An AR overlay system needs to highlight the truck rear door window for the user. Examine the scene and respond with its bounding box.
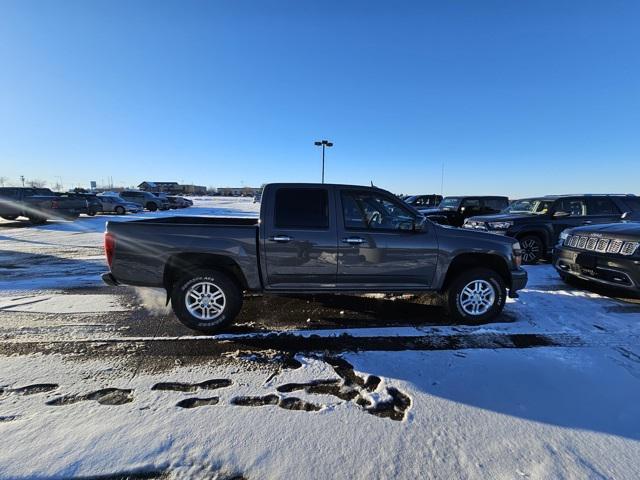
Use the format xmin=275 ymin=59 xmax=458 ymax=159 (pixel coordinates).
xmin=274 ymin=188 xmax=329 ymax=229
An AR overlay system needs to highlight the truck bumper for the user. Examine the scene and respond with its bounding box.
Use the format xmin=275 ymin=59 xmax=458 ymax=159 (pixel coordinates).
xmin=101 ymin=272 xmax=120 ymax=286
xmin=509 ymin=269 xmax=528 ymax=297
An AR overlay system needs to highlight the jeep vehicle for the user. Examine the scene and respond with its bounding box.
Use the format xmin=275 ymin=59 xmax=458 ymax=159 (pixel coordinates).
xmin=404 ymin=194 xmax=443 ymax=209
xmin=102 ymin=183 xmax=527 ymax=333
xmin=464 ymin=194 xmax=639 ymax=264
xmin=417 ymin=196 xmax=509 ymax=227
xmin=0 ymin=187 xmax=87 ymax=224
xmin=553 ymin=222 xmax=640 ymax=294
xmin=119 ymin=190 xmax=169 ymax=211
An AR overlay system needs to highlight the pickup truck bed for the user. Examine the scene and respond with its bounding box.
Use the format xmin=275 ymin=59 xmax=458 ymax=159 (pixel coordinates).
xmin=106 ymin=216 xmax=262 ymax=289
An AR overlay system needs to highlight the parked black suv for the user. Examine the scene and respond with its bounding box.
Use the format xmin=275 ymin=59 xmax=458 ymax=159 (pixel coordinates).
xmin=553 ymin=222 xmax=640 ymax=294
xmin=464 ymin=195 xmax=640 ymax=264
xmin=404 ymin=194 xmax=443 ymax=209
xmin=417 ymin=196 xmax=509 ymax=227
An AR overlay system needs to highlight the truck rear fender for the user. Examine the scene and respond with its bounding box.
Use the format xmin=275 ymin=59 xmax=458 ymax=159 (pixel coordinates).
xmin=163 ymin=253 xmax=249 ymax=304
xmin=439 ymin=253 xmax=512 ymax=292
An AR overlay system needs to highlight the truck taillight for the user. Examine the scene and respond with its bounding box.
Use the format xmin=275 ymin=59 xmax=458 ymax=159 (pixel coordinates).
xmin=104 ymin=232 xmax=116 ymax=268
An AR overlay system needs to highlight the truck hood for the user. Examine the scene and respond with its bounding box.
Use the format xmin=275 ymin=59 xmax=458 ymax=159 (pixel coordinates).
xmin=434 ymin=222 xmax=518 ymax=246
xmin=467 ymin=213 xmax=540 ymax=223
xmin=419 ymin=208 xmax=455 ymax=216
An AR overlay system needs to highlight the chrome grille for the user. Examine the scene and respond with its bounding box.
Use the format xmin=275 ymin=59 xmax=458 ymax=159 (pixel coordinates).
xmin=595 ymin=239 xmax=610 ymax=253
xmin=621 ymin=242 xmax=639 ymax=256
xmin=607 ymin=239 xmax=623 ymax=254
xmin=565 ymin=235 xmax=638 ymax=256
xmin=577 ymin=236 xmax=588 ymax=249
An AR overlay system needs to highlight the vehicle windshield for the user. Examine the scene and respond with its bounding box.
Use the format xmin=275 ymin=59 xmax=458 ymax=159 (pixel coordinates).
xmin=438 ymin=197 xmax=461 ymax=210
xmin=506 ymin=198 xmax=553 ymax=215
xmin=404 ymin=195 xmax=418 ymax=204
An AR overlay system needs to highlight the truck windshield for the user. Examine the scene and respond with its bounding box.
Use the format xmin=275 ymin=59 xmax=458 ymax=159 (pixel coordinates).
xmin=438 ymin=197 xmax=461 ymax=210
xmin=506 ymin=199 xmax=553 ymax=215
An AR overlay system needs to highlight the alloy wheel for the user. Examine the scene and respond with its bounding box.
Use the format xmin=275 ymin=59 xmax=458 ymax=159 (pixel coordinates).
xmin=459 ymin=279 xmax=496 ymax=316
xmin=185 ymin=281 xmax=226 ymax=321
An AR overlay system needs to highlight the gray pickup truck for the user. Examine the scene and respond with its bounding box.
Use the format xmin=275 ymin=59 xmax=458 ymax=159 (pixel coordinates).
xmin=102 ymin=183 xmax=527 ymax=332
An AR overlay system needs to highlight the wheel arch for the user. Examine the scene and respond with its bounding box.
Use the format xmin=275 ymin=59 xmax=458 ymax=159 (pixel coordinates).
xmin=163 ymin=252 xmax=249 ymax=298
xmin=440 ymin=253 xmax=511 ymax=293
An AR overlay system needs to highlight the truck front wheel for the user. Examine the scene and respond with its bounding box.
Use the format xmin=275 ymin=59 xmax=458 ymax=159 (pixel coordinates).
xmin=171 ymin=269 xmax=243 ymax=333
xmin=445 ymin=268 xmax=506 ymax=324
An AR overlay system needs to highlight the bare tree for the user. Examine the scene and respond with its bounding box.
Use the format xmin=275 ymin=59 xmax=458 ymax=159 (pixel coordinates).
xmin=52 ymin=181 xmax=63 ymax=191
xmin=28 ymin=179 xmax=47 ymax=188
xmin=0 ymin=176 xmax=6 ymax=187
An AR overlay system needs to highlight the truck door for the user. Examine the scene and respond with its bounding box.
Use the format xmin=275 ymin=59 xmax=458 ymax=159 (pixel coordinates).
xmin=263 ymin=186 xmax=338 ymax=288
xmin=336 ymin=189 xmax=438 ymax=288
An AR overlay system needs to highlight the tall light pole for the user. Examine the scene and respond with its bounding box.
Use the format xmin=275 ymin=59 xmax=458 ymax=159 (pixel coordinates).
xmin=314 ymin=140 xmax=333 ymax=183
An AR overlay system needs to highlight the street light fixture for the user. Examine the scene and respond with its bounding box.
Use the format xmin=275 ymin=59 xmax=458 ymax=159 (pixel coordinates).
xmin=314 ymin=140 xmax=333 ymax=183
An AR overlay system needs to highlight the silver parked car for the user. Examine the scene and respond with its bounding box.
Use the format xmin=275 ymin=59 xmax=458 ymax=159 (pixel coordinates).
xmin=97 ymin=195 xmax=142 ymax=215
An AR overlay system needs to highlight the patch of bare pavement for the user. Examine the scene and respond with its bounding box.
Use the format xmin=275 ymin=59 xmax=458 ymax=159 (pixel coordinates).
xmin=0 ymin=284 xmax=590 ymax=362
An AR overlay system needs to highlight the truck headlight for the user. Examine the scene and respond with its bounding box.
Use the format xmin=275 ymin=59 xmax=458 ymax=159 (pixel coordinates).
xmin=488 ymin=221 xmax=513 ymax=230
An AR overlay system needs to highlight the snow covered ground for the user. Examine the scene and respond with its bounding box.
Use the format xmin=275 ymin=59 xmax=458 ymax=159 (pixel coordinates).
xmin=1 ymin=197 xmax=639 ymax=479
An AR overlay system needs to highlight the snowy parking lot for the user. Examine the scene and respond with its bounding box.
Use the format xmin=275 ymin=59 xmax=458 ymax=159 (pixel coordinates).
xmin=1 ymin=197 xmax=639 ymax=479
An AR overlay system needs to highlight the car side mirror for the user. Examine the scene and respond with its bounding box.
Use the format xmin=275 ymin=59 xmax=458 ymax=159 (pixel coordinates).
xmin=553 ymin=211 xmax=571 ymax=218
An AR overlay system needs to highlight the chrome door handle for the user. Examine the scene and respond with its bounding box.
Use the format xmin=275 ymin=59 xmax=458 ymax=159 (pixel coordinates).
xmin=342 ymin=237 xmax=365 ymax=245
xmin=269 ymin=235 xmax=292 ymax=243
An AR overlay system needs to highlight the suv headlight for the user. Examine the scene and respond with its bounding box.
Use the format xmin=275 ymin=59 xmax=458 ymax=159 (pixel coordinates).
xmin=488 ymin=221 xmax=513 ymax=230
xmin=559 ymin=229 xmax=570 ymax=243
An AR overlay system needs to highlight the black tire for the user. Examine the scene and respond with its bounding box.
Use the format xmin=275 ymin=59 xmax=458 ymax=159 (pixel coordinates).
xmin=445 ymin=268 xmax=507 ymax=324
xmin=146 ymin=202 xmax=158 ymax=212
xmin=114 ymin=206 xmax=126 ymax=215
xmin=1 ymin=215 xmax=18 ymax=221
xmin=171 ymin=269 xmax=243 ymax=333
xmin=87 ymin=209 xmax=97 ymax=217
xmin=519 ymin=235 xmax=544 ymax=264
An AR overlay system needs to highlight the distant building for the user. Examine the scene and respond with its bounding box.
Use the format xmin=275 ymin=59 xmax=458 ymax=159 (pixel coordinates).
xmin=217 ymin=186 xmax=261 ymax=197
xmin=138 ymin=181 xmax=206 ymax=195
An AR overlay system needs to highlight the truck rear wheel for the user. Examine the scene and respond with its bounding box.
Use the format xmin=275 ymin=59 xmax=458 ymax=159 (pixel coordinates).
xmin=146 ymin=202 xmax=158 ymax=212
xmin=445 ymin=268 xmax=506 ymax=324
xmin=171 ymin=269 xmax=243 ymax=333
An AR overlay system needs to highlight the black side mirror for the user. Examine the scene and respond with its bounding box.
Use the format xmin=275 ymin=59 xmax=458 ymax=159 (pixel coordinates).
xmin=553 ymin=211 xmax=571 ymax=218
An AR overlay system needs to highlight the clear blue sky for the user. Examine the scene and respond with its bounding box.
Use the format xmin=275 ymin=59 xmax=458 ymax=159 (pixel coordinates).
xmin=0 ymin=1 xmax=638 ymax=196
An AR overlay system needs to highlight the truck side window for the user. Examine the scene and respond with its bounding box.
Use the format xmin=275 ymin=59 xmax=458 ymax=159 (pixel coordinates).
xmin=556 ymin=198 xmax=587 ymax=217
xmin=342 ymin=191 xmax=415 ymax=231
xmin=483 ymin=198 xmax=507 ymax=212
xmin=274 ymin=188 xmax=329 ymax=229
xmin=461 ymin=198 xmax=481 ymax=213
xmin=587 ymin=197 xmax=619 ymax=215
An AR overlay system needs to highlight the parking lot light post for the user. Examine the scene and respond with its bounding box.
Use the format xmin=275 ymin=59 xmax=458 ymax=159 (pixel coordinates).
xmin=314 ymin=140 xmax=333 ymax=183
